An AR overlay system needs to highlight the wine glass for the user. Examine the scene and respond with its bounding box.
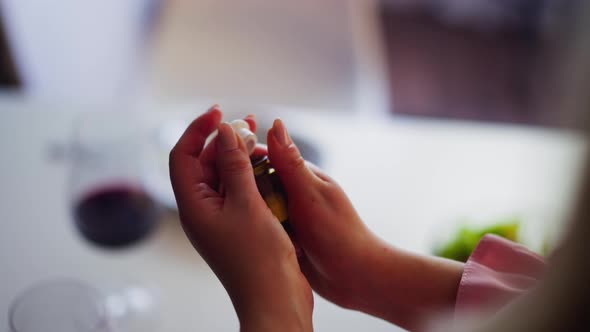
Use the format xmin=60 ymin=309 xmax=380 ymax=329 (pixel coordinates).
xmin=63 ymin=113 xmax=162 ymax=329
xmin=68 ymin=112 xmax=160 ymax=248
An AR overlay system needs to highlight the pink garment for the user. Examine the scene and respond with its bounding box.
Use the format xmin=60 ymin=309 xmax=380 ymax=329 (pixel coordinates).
xmin=455 ymin=234 xmax=546 ymax=314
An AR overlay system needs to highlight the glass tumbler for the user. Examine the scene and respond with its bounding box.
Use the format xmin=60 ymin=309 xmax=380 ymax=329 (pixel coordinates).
xmin=9 ymin=280 xmax=110 ymax=332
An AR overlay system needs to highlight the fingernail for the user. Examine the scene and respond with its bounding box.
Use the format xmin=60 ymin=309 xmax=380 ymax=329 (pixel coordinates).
xmin=217 ymin=122 xmax=237 ymax=150
xmin=207 ymin=104 xmax=220 ymax=113
xmin=272 ymin=118 xmax=291 ymax=147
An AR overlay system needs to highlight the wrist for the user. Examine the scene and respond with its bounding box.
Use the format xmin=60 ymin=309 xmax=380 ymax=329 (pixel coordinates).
xmin=237 ymin=296 xmax=313 ymax=332
xmin=354 ymin=239 xmax=464 ymax=330
xmin=347 ymin=238 xmax=398 ymax=312
xmin=231 ymin=264 xmax=313 ymax=332
xmin=239 ymin=309 xmax=311 ymax=332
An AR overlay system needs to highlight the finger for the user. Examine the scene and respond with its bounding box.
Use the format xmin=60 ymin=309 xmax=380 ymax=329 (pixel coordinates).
xmin=170 ymin=106 xmax=222 ymax=200
xmin=200 ymin=135 xmax=219 ymax=188
xmin=216 ymin=122 xmax=260 ymax=201
xmin=267 ymin=119 xmax=322 ymax=195
xmin=244 ymin=114 xmax=257 ymax=133
xmin=174 ymin=105 xmax=222 ymax=156
xmin=200 ymin=114 xmax=259 ymax=188
xmin=200 ymin=114 xmax=258 ymax=163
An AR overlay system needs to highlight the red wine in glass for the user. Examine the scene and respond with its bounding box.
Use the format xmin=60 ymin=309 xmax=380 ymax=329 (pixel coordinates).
xmin=74 ymin=184 xmax=159 ymax=248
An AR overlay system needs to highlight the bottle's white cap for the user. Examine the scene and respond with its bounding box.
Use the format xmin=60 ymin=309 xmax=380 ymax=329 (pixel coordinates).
xmin=230 ymin=119 xmax=257 ymax=155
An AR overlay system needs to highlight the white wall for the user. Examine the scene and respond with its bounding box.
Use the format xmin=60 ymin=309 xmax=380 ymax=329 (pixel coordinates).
xmin=1 ymin=0 xmax=150 ymax=102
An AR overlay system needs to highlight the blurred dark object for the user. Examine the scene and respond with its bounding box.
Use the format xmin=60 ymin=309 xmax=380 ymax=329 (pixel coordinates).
xmin=0 ymin=10 xmax=20 ymax=87
xmin=379 ymin=0 xmax=573 ymax=125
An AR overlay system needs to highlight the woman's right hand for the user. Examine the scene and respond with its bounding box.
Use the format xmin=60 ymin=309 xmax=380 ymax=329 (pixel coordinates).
xmin=266 ymin=119 xmax=464 ymax=331
xmin=266 ymin=119 xmax=384 ymax=310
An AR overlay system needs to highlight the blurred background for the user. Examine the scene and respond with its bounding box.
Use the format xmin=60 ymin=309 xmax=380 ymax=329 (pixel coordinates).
xmin=0 ymin=0 xmax=581 ymax=120
xmin=1 ymin=0 xmax=589 ymax=331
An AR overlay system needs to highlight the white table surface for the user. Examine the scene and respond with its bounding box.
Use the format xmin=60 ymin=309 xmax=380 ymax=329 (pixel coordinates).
xmin=0 ymin=99 xmax=586 ymax=331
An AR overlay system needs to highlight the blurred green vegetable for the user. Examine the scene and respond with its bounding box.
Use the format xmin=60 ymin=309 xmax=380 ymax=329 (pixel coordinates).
xmin=434 ymin=219 xmax=520 ymax=262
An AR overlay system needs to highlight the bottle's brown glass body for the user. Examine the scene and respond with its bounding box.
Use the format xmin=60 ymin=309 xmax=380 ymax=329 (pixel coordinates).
xmin=252 ymin=156 xmax=292 ymax=233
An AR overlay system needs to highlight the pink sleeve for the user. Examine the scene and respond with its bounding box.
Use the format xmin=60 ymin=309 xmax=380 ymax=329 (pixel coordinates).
xmin=455 ymin=234 xmax=546 ymax=314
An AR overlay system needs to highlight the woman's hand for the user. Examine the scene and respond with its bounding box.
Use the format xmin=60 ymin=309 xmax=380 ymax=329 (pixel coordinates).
xmin=266 ymin=119 xmax=381 ymax=309
xmin=267 ymin=119 xmax=463 ymax=331
xmin=169 ymin=107 xmax=313 ymax=332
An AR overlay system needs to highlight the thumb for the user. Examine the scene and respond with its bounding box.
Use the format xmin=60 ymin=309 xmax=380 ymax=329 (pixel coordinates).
xmin=267 ymin=119 xmax=320 ymax=195
xmin=216 ymin=122 xmax=258 ymax=201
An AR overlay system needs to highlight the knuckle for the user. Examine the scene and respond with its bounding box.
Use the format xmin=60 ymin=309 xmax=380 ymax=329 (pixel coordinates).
xmin=321 ymin=182 xmax=340 ymax=200
xmin=286 ymin=153 xmax=306 ymax=171
xmin=304 ymin=160 xmax=317 ymax=169
xmin=222 ymin=154 xmax=252 ymax=174
xmin=329 ymin=181 xmax=343 ymax=194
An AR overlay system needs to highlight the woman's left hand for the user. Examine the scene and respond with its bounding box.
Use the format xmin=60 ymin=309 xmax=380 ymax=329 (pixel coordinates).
xmin=169 ymin=106 xmax=313 ymax=332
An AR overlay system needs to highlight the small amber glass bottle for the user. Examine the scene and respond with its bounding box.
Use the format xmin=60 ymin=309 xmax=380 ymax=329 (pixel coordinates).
xmin=251 ymin=156 xmax=292 ymax=234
